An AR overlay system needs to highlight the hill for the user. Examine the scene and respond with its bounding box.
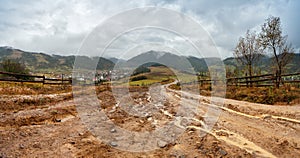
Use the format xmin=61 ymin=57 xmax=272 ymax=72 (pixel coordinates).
xmin=125 ymin=50 xmax=223 ymax=73
xmin=0 ymin=46 xmax=299 ymax=75
xmin=223 ymin=53 xmax=299 ymax=74
xmin=0 ymin=47 xmax=114 ymax=73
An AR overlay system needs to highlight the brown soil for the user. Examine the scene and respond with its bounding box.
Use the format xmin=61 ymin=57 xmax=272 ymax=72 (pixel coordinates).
xmin=0 ymin=83 xmax=299 ymax=157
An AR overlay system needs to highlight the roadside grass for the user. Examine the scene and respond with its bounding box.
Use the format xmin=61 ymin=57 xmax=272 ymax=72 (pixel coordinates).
xmin=169 ymin=82 xmax=300 ymax=105
xmin=0 ymin=82 xmax=71 ymax=95
xmin=226 ymin=85 xmax=299 ymax=105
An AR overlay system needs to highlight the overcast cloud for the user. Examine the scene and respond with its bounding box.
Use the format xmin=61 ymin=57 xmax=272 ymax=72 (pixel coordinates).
xmin=0 ymin=0 xmax=299 ymax=59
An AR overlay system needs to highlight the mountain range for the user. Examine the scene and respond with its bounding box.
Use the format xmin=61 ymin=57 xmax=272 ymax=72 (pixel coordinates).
xmin=0 ymin=47 xmax=114 ymax=73
xmin=0 ymin=46 xmax=299 ymax=75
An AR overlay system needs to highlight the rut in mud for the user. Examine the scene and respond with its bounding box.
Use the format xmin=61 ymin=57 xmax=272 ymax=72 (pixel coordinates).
xmin=0 ymin=83 xmax=300 ymax=157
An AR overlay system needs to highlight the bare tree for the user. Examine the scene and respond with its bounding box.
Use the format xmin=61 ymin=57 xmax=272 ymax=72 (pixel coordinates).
xmin=234 ymin=30 xmax=262 ymax=87
xmin=259 ymin=16 xmax=294 ymax=88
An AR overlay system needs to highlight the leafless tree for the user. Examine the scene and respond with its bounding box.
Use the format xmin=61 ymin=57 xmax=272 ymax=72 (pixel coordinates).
xmin=259 ymin=16 xmax=294 ymax=88
xmin=234 ymin=30 xmax=263 ymax=87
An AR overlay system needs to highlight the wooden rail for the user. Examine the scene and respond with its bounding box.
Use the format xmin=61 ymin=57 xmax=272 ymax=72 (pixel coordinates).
xmin=191 ymin=72 xmax=300 ymax=87
xmin=1 ymin=70 xmax=299 ymax=87
xmin=0 ymin=71 xmax=72 ymax=85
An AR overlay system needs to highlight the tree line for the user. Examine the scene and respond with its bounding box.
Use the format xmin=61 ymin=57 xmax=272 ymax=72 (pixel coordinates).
xmin=0 ymin=59 xmax=30 ymax=80
xmin=234 ymin=16 xmax=295 ymax=88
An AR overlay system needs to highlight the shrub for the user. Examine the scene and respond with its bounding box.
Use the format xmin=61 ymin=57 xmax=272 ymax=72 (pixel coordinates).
xmin=132 ymin=66 xmax=150 ymax=76
xmin=130 ymin=75 xmax=147 ymax=81
xmin=0 ymin=59 xmax=31 ymax=80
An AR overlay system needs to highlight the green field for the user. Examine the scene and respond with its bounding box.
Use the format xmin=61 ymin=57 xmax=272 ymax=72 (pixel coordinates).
xmin=113 ymin=66 xmax=198 ymax=86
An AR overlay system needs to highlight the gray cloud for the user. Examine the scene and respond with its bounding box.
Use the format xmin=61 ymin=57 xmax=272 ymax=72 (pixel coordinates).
xmin=0 ymin=0 xmax=299 ymax=58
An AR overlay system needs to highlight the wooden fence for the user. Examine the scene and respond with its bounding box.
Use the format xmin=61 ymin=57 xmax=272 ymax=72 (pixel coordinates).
xmin=0 ymin=71 xmax=72 ymax=85
xmin=1 ymin=70 xmax=300 ymax=87
xmin=192 ymin=72 xmax=300 ymax=87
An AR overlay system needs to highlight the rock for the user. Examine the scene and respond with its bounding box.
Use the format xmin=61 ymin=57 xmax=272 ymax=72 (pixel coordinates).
xmin=33 ymin=142 xmax=41 ymax=148
xmin=188 ymin=131 xmax=194 ymax=134
xmin=108 ymin=109 xmax=116 ymax=113
xmin=262 ymin=114 xmax=272 ymax=119
xmin=78 ymin=132 xmax=84 ymax=136
xmin=20 ymin=132 xmax=27 ymax=137
xmin=0 ymin=152 xmax=7 ymax=158
xmin=70 ymin=141 xmax=76 ymax=145
xmin=101 ymin=117 xmax=107 ymax=121
xmin=110 ymin=128 xmax=116 ymax=133
xmin=157 ymin=140 xmax=168 ymax=148
xmin=110 ymin=141 xmax=118 ymax=147
xmin=252 ymin=151 xmax=258 ymax=157
xmin=19 ymin=144 xmax=25 ymax=149
xmin=55 ymin=118 xmax=61 ymax=122
xmin=219 ymin=148 xmax=227 ymax=156
xmin=144 ymin=113 xmax=150 ymax=117
xmin=280 ymin=140 xmax=289 ymax=146
xmin=180 ymin=118 xmax=188 ymax=127
xmin=179 ymin=155 xmax=186 ymax=158
xmin=216 ymin=131 xmax=229 ymax=137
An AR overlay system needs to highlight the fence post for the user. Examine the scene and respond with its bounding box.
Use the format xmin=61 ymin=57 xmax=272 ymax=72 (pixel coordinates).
xmin=42 ymin=75 xmax=45 ymax=85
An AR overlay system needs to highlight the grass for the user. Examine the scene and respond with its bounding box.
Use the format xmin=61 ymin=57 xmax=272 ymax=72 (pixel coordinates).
xmin=129 ymin=79 xmax=162 ymax=86
xmin=175 ymin=73 xmax=198 ymax=83
xmin=0 ymin=82 xmax=71 ymax=95
xmin=114 ymin=66 xmax=198 ymax=87
xmin=113 ymin=66 xmax=177 ymax=86
xmin=226 ymin=85 xmax=299 ymax=105
xmin=149 ymin=66 xmax=197 ymax=83
xmin=169 ymin=82 xmax=300 ymax=105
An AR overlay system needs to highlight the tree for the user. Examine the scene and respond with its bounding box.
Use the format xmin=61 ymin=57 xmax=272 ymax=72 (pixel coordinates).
xmin=132 ymin=66 xmax=150 ymax=76
xmin=259 ymin=16 xmax=294 ymax=88
xmin=0 ymin=59 xmax=30 ymax=80
xmin=234 ymin=30 xmax=263 ymax=87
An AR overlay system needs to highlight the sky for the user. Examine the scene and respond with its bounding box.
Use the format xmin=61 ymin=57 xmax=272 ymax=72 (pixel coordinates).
xmin=0 ymin=0 xmax=299 ymax=59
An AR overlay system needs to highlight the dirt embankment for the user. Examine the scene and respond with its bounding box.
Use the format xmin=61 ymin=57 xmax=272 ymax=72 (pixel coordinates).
xmin=0 ymin=84 xmax=300 ymax=157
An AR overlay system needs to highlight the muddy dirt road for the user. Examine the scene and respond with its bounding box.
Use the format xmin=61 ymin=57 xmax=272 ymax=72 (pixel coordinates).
xmin=0 ymin=83 xmax=299 ymax=157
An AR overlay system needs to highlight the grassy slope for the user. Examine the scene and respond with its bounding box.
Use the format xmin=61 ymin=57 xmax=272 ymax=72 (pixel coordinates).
xmin=113 ymin=66 xmax=198 ymax=86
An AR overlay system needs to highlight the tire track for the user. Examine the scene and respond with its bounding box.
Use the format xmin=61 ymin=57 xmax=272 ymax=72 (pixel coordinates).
xmin=169 ymin=87 xmax=300 ymax=124
xmin=163 ymin=82 xmax=299 ymax=157
xmin=187 ymin=125 xmax=277 ymax=158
